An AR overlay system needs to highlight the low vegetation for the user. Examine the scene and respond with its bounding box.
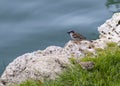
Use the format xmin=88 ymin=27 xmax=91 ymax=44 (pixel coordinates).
xmin=13 ymin=42 xmax=120 ymax=86
xmin=11 ymin=79 xmax=42 ymax=86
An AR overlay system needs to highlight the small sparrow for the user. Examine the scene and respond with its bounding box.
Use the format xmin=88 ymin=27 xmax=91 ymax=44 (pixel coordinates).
xmin=67 ymin=30 xmax=86 ymax=41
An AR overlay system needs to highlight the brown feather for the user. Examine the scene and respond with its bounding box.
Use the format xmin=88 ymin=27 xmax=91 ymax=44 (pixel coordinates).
xmin=72 ymin=32 xmax=86 ymax=39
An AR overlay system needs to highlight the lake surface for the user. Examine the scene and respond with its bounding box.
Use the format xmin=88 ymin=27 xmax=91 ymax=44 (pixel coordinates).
xmin=0 ymin=0 xmax=120 ymax=75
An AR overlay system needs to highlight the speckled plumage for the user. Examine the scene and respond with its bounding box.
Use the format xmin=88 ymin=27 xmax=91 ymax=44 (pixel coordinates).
xmin=67 ymin=30 xmax=86 ymax=41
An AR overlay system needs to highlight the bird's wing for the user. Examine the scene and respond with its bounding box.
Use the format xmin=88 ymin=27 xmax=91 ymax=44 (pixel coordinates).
xmin=72 ymin=33 xmax=80 ymax=38
xmin=77 ymin=33 xmax=86 ymax=39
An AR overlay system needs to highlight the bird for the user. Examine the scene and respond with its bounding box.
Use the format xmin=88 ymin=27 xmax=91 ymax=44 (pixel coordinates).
xmin=67 ymin=30 xmax=86 ymax=41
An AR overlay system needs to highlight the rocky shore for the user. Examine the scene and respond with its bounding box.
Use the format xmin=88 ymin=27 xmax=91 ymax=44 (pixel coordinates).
xmin=0 ymin=13 xmax=120 ymax=86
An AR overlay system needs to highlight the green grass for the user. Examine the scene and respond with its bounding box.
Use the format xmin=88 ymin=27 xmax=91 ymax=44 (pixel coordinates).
xmin=12 ymin=79 xmax=43 ymax=86
xmin=13 ymin=42 xmax=120 ymax=86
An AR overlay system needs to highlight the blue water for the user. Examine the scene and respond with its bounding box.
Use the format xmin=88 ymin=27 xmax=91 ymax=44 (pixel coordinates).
xmin=0 ymin=0 xmax=120 ymax=75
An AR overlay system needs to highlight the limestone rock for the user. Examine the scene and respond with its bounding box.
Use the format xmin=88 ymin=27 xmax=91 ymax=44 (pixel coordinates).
xmin=1 ymin=53 xmax=70 ymax=85
xmin=64 ymin=40 xmax=95 ymax=58
xmin=98 ymin=13 xmax=120 ymax=43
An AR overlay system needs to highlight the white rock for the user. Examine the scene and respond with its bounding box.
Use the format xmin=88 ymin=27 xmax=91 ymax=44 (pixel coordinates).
xmin=1 ymin=54 xmax=69 ymax=85
xmin=92 ymin=39 xmax=107 ymax=49
xmin=42 ymin=46 xmax=63 ymax=55
xmin=98 ymin=13 xmax=120 ymax=43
